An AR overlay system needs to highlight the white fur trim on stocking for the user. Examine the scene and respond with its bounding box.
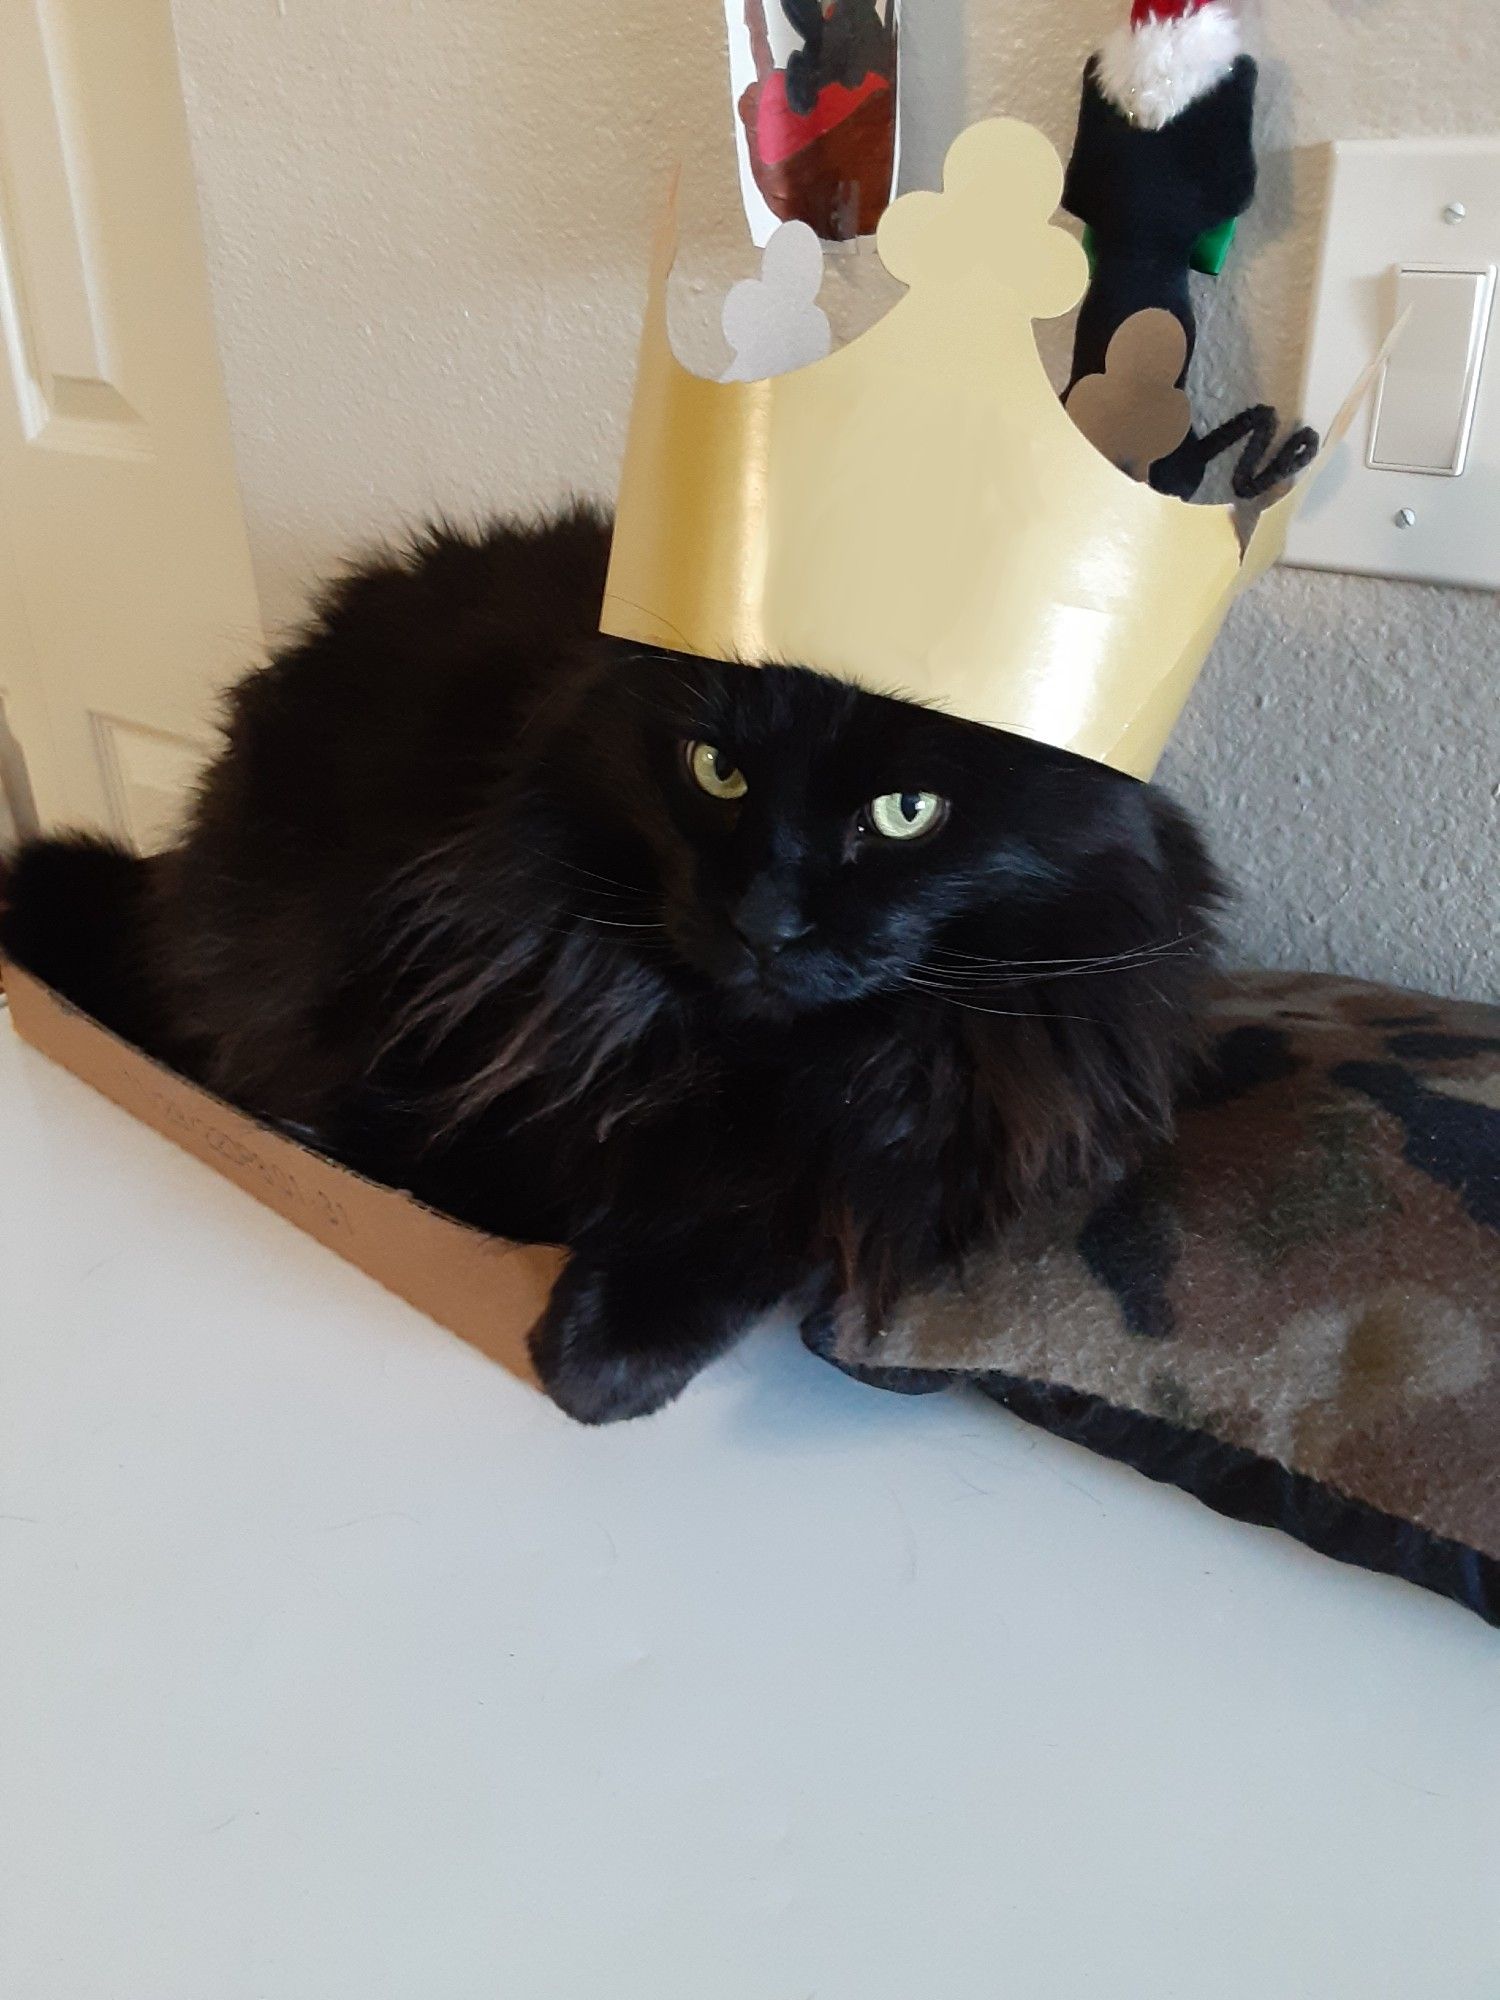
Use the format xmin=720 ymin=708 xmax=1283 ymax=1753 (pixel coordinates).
xmin=1097 ymin=1 xmax=1243 ymax=130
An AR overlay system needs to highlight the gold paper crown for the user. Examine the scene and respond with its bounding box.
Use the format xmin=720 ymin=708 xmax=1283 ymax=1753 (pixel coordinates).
xmin=602 ymin=120 xmax=1383 ymax=780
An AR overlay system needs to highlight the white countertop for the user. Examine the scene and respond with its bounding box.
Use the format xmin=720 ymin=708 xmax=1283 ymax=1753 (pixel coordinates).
xmin=3 ymin=1001 xmax=1497 ymax=2000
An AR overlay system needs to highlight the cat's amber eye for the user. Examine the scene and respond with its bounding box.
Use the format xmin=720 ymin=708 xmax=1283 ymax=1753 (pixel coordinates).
xmin=685 ymin=741 xmax=748 ymax=801
xmin=867 ymin=791 xmax=948 ymax=841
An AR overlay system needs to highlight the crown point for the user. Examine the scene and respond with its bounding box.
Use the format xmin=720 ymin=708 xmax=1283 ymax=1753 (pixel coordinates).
xmin=876 ymin=118 xmax=1088 ymax=320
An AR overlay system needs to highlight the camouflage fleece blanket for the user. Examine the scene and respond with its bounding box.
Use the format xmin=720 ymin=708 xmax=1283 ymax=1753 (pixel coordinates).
xmin=830 ymin=972 xmax=1500 ymax=1623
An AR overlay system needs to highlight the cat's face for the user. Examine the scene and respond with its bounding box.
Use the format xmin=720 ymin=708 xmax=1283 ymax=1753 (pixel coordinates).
xmin=573 ymin=651 xmax=1195 ymax=1021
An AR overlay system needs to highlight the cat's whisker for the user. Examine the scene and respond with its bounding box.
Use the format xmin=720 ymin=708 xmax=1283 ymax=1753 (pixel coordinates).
xmin=615 ymin=673 xmax=715 ymax=728
xmin=922 ymin=929 xmax=1206 ymax=974
xmin=910 ymin=955 xmax=1192 ymax=989
xmin=909 ymin=944 xmax=1196 ymax=989
xmin=530 ymin=909 xmax=669 ymax=944
xmin=542 ymin=854 xmax=653 ymax=898
xmin=937 ymin=929 xmax=1203 ymax=961
xmin=898 ymin=974 xmax=1099 ymax=1024
xmin=922 ymin=952 xmax=1190 ymax=978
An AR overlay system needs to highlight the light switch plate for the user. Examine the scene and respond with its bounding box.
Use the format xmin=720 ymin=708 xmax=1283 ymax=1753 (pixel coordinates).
xmin=1368 ymin=264 xmax=1494 ymax=477
xmin=1285 ymin=138 xmax=1500 ymax=592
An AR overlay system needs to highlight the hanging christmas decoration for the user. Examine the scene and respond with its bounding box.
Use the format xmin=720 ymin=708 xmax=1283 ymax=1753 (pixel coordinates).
xmin=1062 ymin=0 xmax=1316 ymax=498
xmin=724 ymin=0 xmax=900 ymax=245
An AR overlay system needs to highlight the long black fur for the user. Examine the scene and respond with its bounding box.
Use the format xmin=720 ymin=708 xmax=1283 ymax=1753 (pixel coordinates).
xmin=1 ymin=509 xmax=1222 ymax=1423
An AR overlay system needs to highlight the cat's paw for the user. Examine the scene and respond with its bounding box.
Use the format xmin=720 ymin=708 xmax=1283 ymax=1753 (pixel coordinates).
xmin=528 ymin=1262 xmax=719 ymax=1426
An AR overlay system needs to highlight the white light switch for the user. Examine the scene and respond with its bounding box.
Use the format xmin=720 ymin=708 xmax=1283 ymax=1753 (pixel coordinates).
xmin=1285 ymin=138 xmax=1500 ymax=592
xmin=1368 ymin=264 xmax=1494 ymax=476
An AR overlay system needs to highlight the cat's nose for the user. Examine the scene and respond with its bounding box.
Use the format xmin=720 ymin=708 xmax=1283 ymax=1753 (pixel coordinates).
xmin=731 ymin=883 xmax=813 ymax=955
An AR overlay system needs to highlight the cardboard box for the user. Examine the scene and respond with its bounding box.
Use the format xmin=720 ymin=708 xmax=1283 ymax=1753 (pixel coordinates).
xmin=2 ymin=960 xmax=562 ymax=1385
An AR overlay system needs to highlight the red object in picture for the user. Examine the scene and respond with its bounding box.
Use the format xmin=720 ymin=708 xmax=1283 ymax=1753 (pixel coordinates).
xmin=738 ymin=0 xmax=898 ymax=242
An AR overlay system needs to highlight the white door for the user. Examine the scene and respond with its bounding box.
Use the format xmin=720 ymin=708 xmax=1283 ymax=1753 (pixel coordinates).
xmin=0 ymin=0 xmax=262 ymax=850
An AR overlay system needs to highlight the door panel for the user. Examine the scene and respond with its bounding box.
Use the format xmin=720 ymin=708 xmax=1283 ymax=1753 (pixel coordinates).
xmin=0 ymin=693 xmax=38 ymax=846
xmin=0 ymin=0 xmax=149 ymax=453
xmin=92 ymin=712 xmax=209 ymax=853
xmin=0 ymin=0 xmax=261 ymax=846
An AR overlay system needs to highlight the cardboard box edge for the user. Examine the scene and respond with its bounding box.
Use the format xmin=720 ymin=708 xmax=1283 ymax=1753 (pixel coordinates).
xmin=2 ymin=959 xmax=558 ymax=1386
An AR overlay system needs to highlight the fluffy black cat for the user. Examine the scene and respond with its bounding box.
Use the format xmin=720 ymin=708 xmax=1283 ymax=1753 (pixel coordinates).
xmin=1 ymin=509 xmax=1220 ymax=1422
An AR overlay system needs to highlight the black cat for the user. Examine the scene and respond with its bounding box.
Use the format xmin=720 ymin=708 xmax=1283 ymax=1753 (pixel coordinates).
xmin=0 ymin=510 xmax=1220 ymax=1422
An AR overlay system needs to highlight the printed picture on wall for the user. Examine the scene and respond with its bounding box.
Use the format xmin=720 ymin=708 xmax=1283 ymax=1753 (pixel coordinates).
xmin=724 ymin=0 xmax=901 ymax=246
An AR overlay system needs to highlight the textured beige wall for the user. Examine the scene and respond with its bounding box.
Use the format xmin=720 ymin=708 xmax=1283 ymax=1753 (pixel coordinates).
xmin=171 ymin=0 xmax=1498 ymax=997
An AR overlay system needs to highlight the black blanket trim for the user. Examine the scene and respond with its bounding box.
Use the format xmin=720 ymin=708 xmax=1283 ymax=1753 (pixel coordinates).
xmin=976 ymin=1375 xmax=1500 ymax=1627
xmin=804 ymin=1319 xmax=1498 ymax=1623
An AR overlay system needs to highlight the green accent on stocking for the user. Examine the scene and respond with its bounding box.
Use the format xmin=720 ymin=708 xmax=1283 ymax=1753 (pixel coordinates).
xmin=1081 ymin=219 xmax=1235 ymax=278
xmin=1191 ymin=216 xmax=1238 ymax=277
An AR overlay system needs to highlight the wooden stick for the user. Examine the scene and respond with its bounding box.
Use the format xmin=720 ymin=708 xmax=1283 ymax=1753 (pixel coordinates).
xmin=743 ymin=0 xmax=775 ymax=83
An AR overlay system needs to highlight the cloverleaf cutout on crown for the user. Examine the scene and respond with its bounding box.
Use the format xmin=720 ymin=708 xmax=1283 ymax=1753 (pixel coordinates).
xmin=1065 ymin=309 xmax=1194 ymax=481
xmin=720 ymin=220 xmax=832 ymax=383
xmin=875 ymin=119 xmax=1089 ymax=318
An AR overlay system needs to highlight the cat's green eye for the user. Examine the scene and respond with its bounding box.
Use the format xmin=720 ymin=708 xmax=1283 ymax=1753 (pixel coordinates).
xmin=868 ymin=791 xmax=948 ymax=842
xmin=686 ymin=741 xmax=748 ymax=801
